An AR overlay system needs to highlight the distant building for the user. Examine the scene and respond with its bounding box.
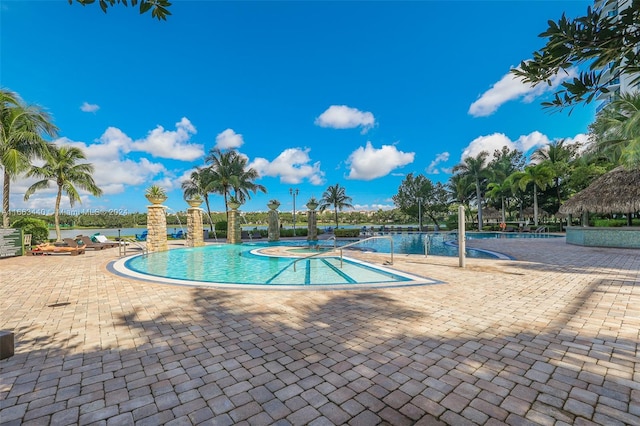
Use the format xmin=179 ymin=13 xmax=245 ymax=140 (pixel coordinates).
xmin=595 ymin=0 xmax=639 ymax=112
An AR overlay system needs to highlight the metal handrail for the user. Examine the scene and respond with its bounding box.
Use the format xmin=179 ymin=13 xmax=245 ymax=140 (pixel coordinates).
xmin=292 ymin=235 xmax=394 ymax=271
xmin=118 ymin=238 xmax=148 ymax=257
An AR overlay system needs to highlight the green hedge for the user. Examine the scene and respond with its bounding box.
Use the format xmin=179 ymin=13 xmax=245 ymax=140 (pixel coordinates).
xmin=11 ymin=217 xmax=49 ymax=244
xmin=334 ymin=228 xmax=360 ymax=238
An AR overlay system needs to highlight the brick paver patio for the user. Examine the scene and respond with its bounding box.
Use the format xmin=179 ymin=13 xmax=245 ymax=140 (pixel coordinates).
xmin=1 ymin=237 xmax=638 ymax=425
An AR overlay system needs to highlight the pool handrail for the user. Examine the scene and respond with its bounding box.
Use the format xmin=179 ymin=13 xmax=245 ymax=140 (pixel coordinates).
xmin=292 ymin=235 xmax=394 ymax=272
xmin=118 ymin=238 xmax=148 ymax=257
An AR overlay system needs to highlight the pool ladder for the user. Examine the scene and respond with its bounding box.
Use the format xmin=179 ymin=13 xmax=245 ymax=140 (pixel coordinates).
xmin=292 ymin=235 xmax=394 ymax=272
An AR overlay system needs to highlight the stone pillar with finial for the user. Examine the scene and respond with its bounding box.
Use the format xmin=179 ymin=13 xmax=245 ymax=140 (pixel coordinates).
xmin=227 ymin=199 xmax=242 ymax=244
xmin=306 ymin=198 xmax=319 ymax=241
xmin=267 ymin=200 xmax=280 ymax=242
xmin=186 ymin=198 xmax=204 ymax=247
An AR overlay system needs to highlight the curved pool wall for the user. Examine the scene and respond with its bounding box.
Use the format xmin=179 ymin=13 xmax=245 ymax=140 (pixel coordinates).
xmin=109 ymin=244 xmax=441 ymax=290
xmin=565 ymin=226 xmax=640 ymax=249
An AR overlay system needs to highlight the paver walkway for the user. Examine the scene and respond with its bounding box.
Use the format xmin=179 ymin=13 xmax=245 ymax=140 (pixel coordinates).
xmin=1 ymin=237 xmax=638 ymax=425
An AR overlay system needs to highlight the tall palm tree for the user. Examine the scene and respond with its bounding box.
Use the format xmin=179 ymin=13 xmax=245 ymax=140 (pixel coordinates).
xmin=452 ymin=151 xmax=490 ymax=231
xmin=532 ymin=139 xmax=580 ymax=214
xmin=228 ymin=154 xmax=266 ymax=203
xmin=319 ymin=183 xmax=353 ymax=229
xmin=588 ymin=92 xmax=640 ymax=170
xmin=0 ymin=89 xmax=58 ymax=227
xmin=510 ymin=164 xmax=553 ymax=226
xmin=182 ymin=167 xmax=216 ymax=231
xmin=24 ymin=145 xmax=102 ymax=241
xmin=486 ymin=181 xmax=511 ymax=223
xmin=206 ymin=148 xmax=266 ymax=217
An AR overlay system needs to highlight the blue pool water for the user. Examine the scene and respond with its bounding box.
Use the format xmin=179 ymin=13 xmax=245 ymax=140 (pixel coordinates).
xmin=118 ymin=243 xmax=437 ymax=288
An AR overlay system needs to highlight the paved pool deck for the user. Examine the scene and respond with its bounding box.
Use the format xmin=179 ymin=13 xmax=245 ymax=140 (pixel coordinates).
xmin=1 ymin=237 xmax=638 ymax=425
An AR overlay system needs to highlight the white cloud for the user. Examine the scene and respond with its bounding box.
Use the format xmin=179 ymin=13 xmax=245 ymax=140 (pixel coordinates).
xmin=131 ymin=117 xmax=203 ymax=161
xmin=315 ymin=105 xmax=376 ymax=133
xmin=459 ymin=131 xmax=577 ymax=164
xmin=425 ymin=152 xmax=450 ymax=175
xmin=346 ymin=142 xmax=414 ymax=180
xmin=215 ymin=128 xmax=244 ymax=150
xmin=468 ymin=65 xmax=577 ymax=117
xmin=80 ymin=102 xmax=100 ymax=113
xmin=249 ymin=148 xmax=325 ymax=185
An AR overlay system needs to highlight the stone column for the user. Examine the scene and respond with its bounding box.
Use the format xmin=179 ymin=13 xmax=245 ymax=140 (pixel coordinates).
xmin=227 ymin=206 xmax=242 ymax=244
xmin=307 ymin=202 xmax=318 ymax=241
xmin=147 ymin=205 xmax=168 ymax=252
xmin=267 ymin=203 xmax=280 ymax=242
xmin=187 ymin=208 xmax=205 ymax=247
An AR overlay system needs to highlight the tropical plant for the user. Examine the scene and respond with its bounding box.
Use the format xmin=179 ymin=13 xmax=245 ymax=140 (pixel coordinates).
xmin=145 ymin=184 xmax=167 ymax=199
xmin=588 ymin=92 xmax=640 ymax=170
xmin=509 ymin=164 xmax=554 ymax=226
xmin=531 ymin=139 xmax=581 ymax=214
xmin=182 ymin=167 xmax=215 ymax=231
xmin=205 ymin=148 xmax=266 ymax=217
xmin=23 ymin=145 xmax=103 ymax=241
xmin=452 ymin=151 xmax=490 ymax=230
xmin=0 ymin=89 xmax=58 ymax=227
xmin=512 ymin=0 xmax=640 ymax=110
xmin=11 ymin=217 xmax=49 ymax=244
xmin=319 ymin=183 xmax=353 ymax=229
xmin=69 ymin=0 xmax=172 ymax=20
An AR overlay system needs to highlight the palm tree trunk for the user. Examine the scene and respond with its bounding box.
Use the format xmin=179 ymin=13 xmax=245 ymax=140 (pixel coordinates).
xmin=334 ymin=205 xmax=339 ymax=229
xmin=533 ymin=184 xmax=539 ymax=226
xmin=501 ymin=196 xmax=506 ymax=223
xmin=55 ymin=187 xmax=63 ymax=241
xmin=204 ymin=195 xmax=214 ymax=231
xmin=475 ymin=179 xmax=483 ymax=231
xmin=2 ymin=170 xmax=10 ymax=228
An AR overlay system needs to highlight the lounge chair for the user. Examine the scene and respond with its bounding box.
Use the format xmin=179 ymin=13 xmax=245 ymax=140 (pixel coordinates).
xmin=169 ymin=230 xmax=184 ymax=239
xmin=64 ymin=237 xmax=105 ymax=250
xmin=92 ymin=234 xmax=120 ymax=247
xmin=80 ymin=235 xmax=117 ymax=249
xmin=135 ymin=231 xmax=148 ymax=241
xmin=27 ymin=243 xmax=85 ymax=256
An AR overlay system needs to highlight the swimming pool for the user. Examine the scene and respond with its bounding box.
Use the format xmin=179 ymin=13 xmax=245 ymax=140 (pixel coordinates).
xmin=111 ymin=243 xmax=440 ymax=289
xmin=345 ymin=231 xmax=561 ymax=258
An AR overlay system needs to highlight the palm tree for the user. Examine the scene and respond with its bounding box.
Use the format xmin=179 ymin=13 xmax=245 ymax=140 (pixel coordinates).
xmin=206 ymin=148 xmax=266 ymax=217
xmin=532 ymin=139 xmax=580 ymax=214
xmin=24 ymin=145 xmax=102 ymax=241
xmin=588 ymin=92 xmax=640 ymax=169
xmin=228 ymin=154 xmax=266 ymax=203
xmin=452 ymin=151 xmax=490 ymax=231
xmin=486 ymin=181 xmax=510 ymax=223
xmin=319 ymin=183 xmax=353 ymax=229
xmin=0 ymin=89 xmax=58 ymax=227
xmin=446 ymin=173 xmax=475 ymax=224
xmin=510 ymin=164 xmax=553 ymax=226
xmin=182 ymin=167 xmax=216 ymax=231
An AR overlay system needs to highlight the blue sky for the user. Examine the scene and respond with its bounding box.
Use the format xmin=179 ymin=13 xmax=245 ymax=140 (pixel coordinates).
xmin=2 ymin=0 xmax=595 ymax=215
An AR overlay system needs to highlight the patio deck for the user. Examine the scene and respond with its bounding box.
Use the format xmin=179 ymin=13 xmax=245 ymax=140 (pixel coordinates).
xmin=1 ymin=237 xmax=638 ymax=425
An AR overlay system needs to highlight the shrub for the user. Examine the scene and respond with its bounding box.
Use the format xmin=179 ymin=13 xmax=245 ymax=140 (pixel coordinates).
xmin=215 ymin=221 xmax=227 ymax=231
xmin=11 ymin=217 xmax=49 ymax=244
xmin=334 ymin=228 xmax=360 ymax=238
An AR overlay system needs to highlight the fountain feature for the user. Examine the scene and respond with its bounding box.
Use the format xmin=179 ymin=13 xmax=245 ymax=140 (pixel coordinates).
xmin=227 ymin=199 xmax=242 ymax=244
xmin=185 ymin=198 xmax=205 ymax=247
xmin=144 ymin=188 xmax=168 ymax=252
xmin=267 ymin=200 xmax=280 ymax=242
xmin=306 ymin=197 xmax=319 ymax=241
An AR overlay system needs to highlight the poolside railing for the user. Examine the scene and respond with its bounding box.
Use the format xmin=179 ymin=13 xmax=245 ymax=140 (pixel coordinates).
xmin=118 ymin=238 xmax=148 ymax=257
xmin=292 ymin=235 xmax=394 ymax=272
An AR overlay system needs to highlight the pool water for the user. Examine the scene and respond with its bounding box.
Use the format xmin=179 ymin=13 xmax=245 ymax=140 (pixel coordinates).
xmin=119 ymin=243 xmax=437 ymax=288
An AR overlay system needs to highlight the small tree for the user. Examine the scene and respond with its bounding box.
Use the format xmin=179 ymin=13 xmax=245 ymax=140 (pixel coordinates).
xmin=319 ymin=184 xmax=353 ymax=229
xmin=24 ymin=145 xmax=103 ymax=241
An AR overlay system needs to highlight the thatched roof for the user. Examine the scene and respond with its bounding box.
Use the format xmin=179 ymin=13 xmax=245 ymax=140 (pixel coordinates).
xmin=481 ymin=207 xmax=502 ymax=220
xmin=559 ymin=167 xmax=640 ymax=215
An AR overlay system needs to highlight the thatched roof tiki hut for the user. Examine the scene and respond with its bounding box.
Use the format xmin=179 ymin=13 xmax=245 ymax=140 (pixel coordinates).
xmin=559 ymin=167 xmax=640 ymax=248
